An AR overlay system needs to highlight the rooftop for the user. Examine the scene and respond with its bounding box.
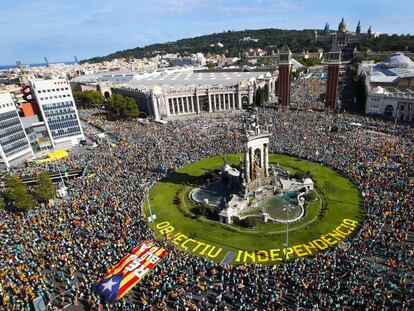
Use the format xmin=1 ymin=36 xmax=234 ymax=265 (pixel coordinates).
xmin=378 ymin=52 xmax=414 ymax=69
xmin=363 ymin=52 xmax=414 ymax=84
xmin=121 ymin=69 xmax=272 ymax=92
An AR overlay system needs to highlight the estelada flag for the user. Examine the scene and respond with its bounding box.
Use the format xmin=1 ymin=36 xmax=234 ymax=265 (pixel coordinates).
xmin=93 ymin=241 xmax=168 ymax=303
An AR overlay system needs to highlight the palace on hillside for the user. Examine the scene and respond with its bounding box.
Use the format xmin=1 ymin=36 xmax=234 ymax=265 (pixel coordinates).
xmin=312 ymin=18 xmax=378 ymax=48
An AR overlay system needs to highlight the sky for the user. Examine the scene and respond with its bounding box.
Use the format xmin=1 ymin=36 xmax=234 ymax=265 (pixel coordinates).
xmin=0 ymin=0 xmax=413 ymax=64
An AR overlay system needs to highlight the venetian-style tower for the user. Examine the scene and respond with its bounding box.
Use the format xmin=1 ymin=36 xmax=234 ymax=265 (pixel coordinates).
xmin=325 ymin=45 xmax=342 ymax=109
xmin=278 ymin=45 xmax=292 ymax=107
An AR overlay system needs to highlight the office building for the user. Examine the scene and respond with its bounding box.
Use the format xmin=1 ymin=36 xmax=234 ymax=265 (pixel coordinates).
xmin=0 ymin=92 xmax=33 ymax=169
xmin=30 ymin=78 xmax=85 ymax=148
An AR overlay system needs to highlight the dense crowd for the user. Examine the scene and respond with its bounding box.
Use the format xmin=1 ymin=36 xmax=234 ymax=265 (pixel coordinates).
xmin=291 ymin=77 xmax=326 ymax=110
xmin=0 ymin=107 xmax=413 ymax=310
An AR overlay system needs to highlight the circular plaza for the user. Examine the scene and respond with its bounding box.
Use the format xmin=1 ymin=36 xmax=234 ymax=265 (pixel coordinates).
xmin=144 ymin=153 xmax=364 ymax=265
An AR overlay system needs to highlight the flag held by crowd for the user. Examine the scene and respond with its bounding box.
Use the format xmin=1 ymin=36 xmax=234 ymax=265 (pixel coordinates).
xmin=93 ymin=241 xmax=167 ymax=303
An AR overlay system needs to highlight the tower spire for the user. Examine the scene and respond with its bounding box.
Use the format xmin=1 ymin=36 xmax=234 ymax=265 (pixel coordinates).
xmin=356 ymin=20 xmax=361 ymax=34
xmin=338 ymin=17 xmax=346 ymax=33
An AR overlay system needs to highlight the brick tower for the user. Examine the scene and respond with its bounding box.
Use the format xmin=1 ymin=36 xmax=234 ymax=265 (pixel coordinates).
xmin=325 ymin=45 xmax=342 ymax=109
xmin=278 ymin=45 xmax=292 ymax=107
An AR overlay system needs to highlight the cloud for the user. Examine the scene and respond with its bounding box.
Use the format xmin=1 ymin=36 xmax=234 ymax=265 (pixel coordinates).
xmin=196 ymin=0 xmax=303 ymax=16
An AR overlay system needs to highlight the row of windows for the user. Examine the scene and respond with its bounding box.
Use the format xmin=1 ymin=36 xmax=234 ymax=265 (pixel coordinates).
xmin=0 ymin=118 xmax=20 ymax=131
xmin=0 ymin=102 xmax=13 ymax=109
xmin=43 ymin=101 xmax=74 ymax=111
xmin=46 ymin=113 xmax=77 ymax=121
xmin=47 ymin=113 xmax=77 ymax=121
xmin=48 ymin=120 xmax=80 ymax=131
xmin=3 ymin=139 xmax=30 ymax=156
xmin=38 ymin=87 xmax=69 ymax=93
xmin=369 ymin=105 xmax=380 ymax=109
xmin=0 ymin=131 xmax=27 ymax=146
xmin=39 ymin=94 xmax=71 ymax=101
xmin=0 ymin=124 xmax=24 ymax=140
xmin=45 ymin=110 xmax=77 ymax=118
xmin=0 ymin=111 xmax=18 ymax=122
xmin=51 ymin=126 xmax=81 ymax=139
xmin=371 ymin=98 xmax=381 ymax=102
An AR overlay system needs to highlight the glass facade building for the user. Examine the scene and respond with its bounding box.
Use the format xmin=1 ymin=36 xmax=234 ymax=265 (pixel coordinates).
xmin=0 ymin=93 xmax=33 ymax=168
xmin=30 ymin=79 xmax=84 ymax=147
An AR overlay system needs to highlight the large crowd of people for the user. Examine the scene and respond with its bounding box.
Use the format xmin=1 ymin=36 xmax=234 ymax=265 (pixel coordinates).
xmin=291 ymin=77 xmax=326 ymax=110
xmin=0 ymin=107 xmax=413 ymax=310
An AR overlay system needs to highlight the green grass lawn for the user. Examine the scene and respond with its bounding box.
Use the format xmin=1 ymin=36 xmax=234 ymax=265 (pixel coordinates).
xmin=144 ymin=154 xmax=364 ymax=265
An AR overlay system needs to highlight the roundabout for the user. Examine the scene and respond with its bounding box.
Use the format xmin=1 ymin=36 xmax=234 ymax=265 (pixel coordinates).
xmin=144 ymin=153 xmax=364 ymax=265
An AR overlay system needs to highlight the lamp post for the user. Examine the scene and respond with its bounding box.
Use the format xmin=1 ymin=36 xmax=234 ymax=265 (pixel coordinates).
xmin=282 ymin=204 xmax=294 ymax=262
xmin=145 ymin=183 xmax=157 ymax=234
xmin=393 ymin=104 xmax=399 ymax=138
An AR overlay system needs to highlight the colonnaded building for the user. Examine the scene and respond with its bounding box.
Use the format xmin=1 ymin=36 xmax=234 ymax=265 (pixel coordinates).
xmin=72 ymin=68 xmax=276 ymax=120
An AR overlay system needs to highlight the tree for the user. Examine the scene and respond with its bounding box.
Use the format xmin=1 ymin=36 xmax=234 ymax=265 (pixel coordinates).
xmin=32 ymin=172 xmax=57 ymax=203
xmin=206 ymin=63 xmax=217 ymax=69
xmin=263 ymin=84 xmax=269 ymax=102
xmin=291 ymin=71 xmax=300 ymax=80
xmin=235 ymin=59 xmax=250 ymax=67
xmin=0 ymin=196 xmax=5 ymax=210
xmin=351 ymin=55 xmax=365 ymax=64
xmin=4 ymin=175 xmax=37 ymax=210
xmin=74 ymin=90 xmax=104 ymax=108
xmin=297 ymin=56 xmax=321 ymax=67
xmin=108 ymin=94 xmax=140 ymax=118
xmin=254 ymin=88 xmax=262 ymax=106
xmin=235 ymin=217 xmax=255 ymax=228
xmin=274 ymin=78 xmax=279 ymax=96
xmin=305 ymin=190 xmax=318 ymax=202
xmin=257 ymin=57 xmax=272 ymax=66
xmin=353 ymin=74 xmax=367 ymax=111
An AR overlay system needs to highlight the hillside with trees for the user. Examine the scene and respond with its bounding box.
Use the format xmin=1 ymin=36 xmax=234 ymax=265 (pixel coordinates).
xmin=82 ymin=28 xmax=414 ymax=64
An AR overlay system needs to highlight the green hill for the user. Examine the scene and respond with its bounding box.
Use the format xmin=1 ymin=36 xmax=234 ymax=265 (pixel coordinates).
xmin=81 ymin=28 xmax=414 ymax=63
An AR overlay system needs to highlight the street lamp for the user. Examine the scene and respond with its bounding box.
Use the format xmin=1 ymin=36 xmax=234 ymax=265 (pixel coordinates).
xmin=145 ymin=183 xmax=157 ymax=234
xmin=282 ymin=204 xmax=294 ymax=262
xmin=393 ymin=103 xmax=403 ymax=138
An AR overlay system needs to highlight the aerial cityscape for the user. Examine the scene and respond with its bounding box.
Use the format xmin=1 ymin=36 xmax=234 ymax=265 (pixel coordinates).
xmin=0 ymin=1 xmax=413 ymax=310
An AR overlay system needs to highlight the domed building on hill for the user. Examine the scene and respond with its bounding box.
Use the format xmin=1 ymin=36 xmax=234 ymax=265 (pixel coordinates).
xmin=312 ymin=18 xmax=378 ymax=48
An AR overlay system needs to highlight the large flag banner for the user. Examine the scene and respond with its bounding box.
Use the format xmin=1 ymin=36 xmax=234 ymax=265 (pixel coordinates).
xmin=94 ymin=241 xmax=168 ymax=303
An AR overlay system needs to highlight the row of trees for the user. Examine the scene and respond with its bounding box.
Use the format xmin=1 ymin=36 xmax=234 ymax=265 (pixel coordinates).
xmin=82 ymin=28 xmax=414 ymax=64
xmin=353 ymin=74 xmax=367 ymax=111
xmin=254 ymin=84 xmax=269 ymax=106
xmin=73 ymin=90 xmax=104 ymax=108
xmin=351 ymin=54 xmax=388 ymax=64
xmin=0 ymin=173 xmax=56 ymax=211
xmin=73 ymin=89 xmax=140 ymax=119
xmin=297 ymin=56 xmax=321 ymax=67
xmin=83 ymin=28 xmax=319 ymax=63
xmin=108 ymin=94 xmax=140 ymax=118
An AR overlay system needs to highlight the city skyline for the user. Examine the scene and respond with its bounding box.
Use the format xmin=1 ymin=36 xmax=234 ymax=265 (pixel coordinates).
xmin=1 ymin=0 xmax=413 ymax=64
